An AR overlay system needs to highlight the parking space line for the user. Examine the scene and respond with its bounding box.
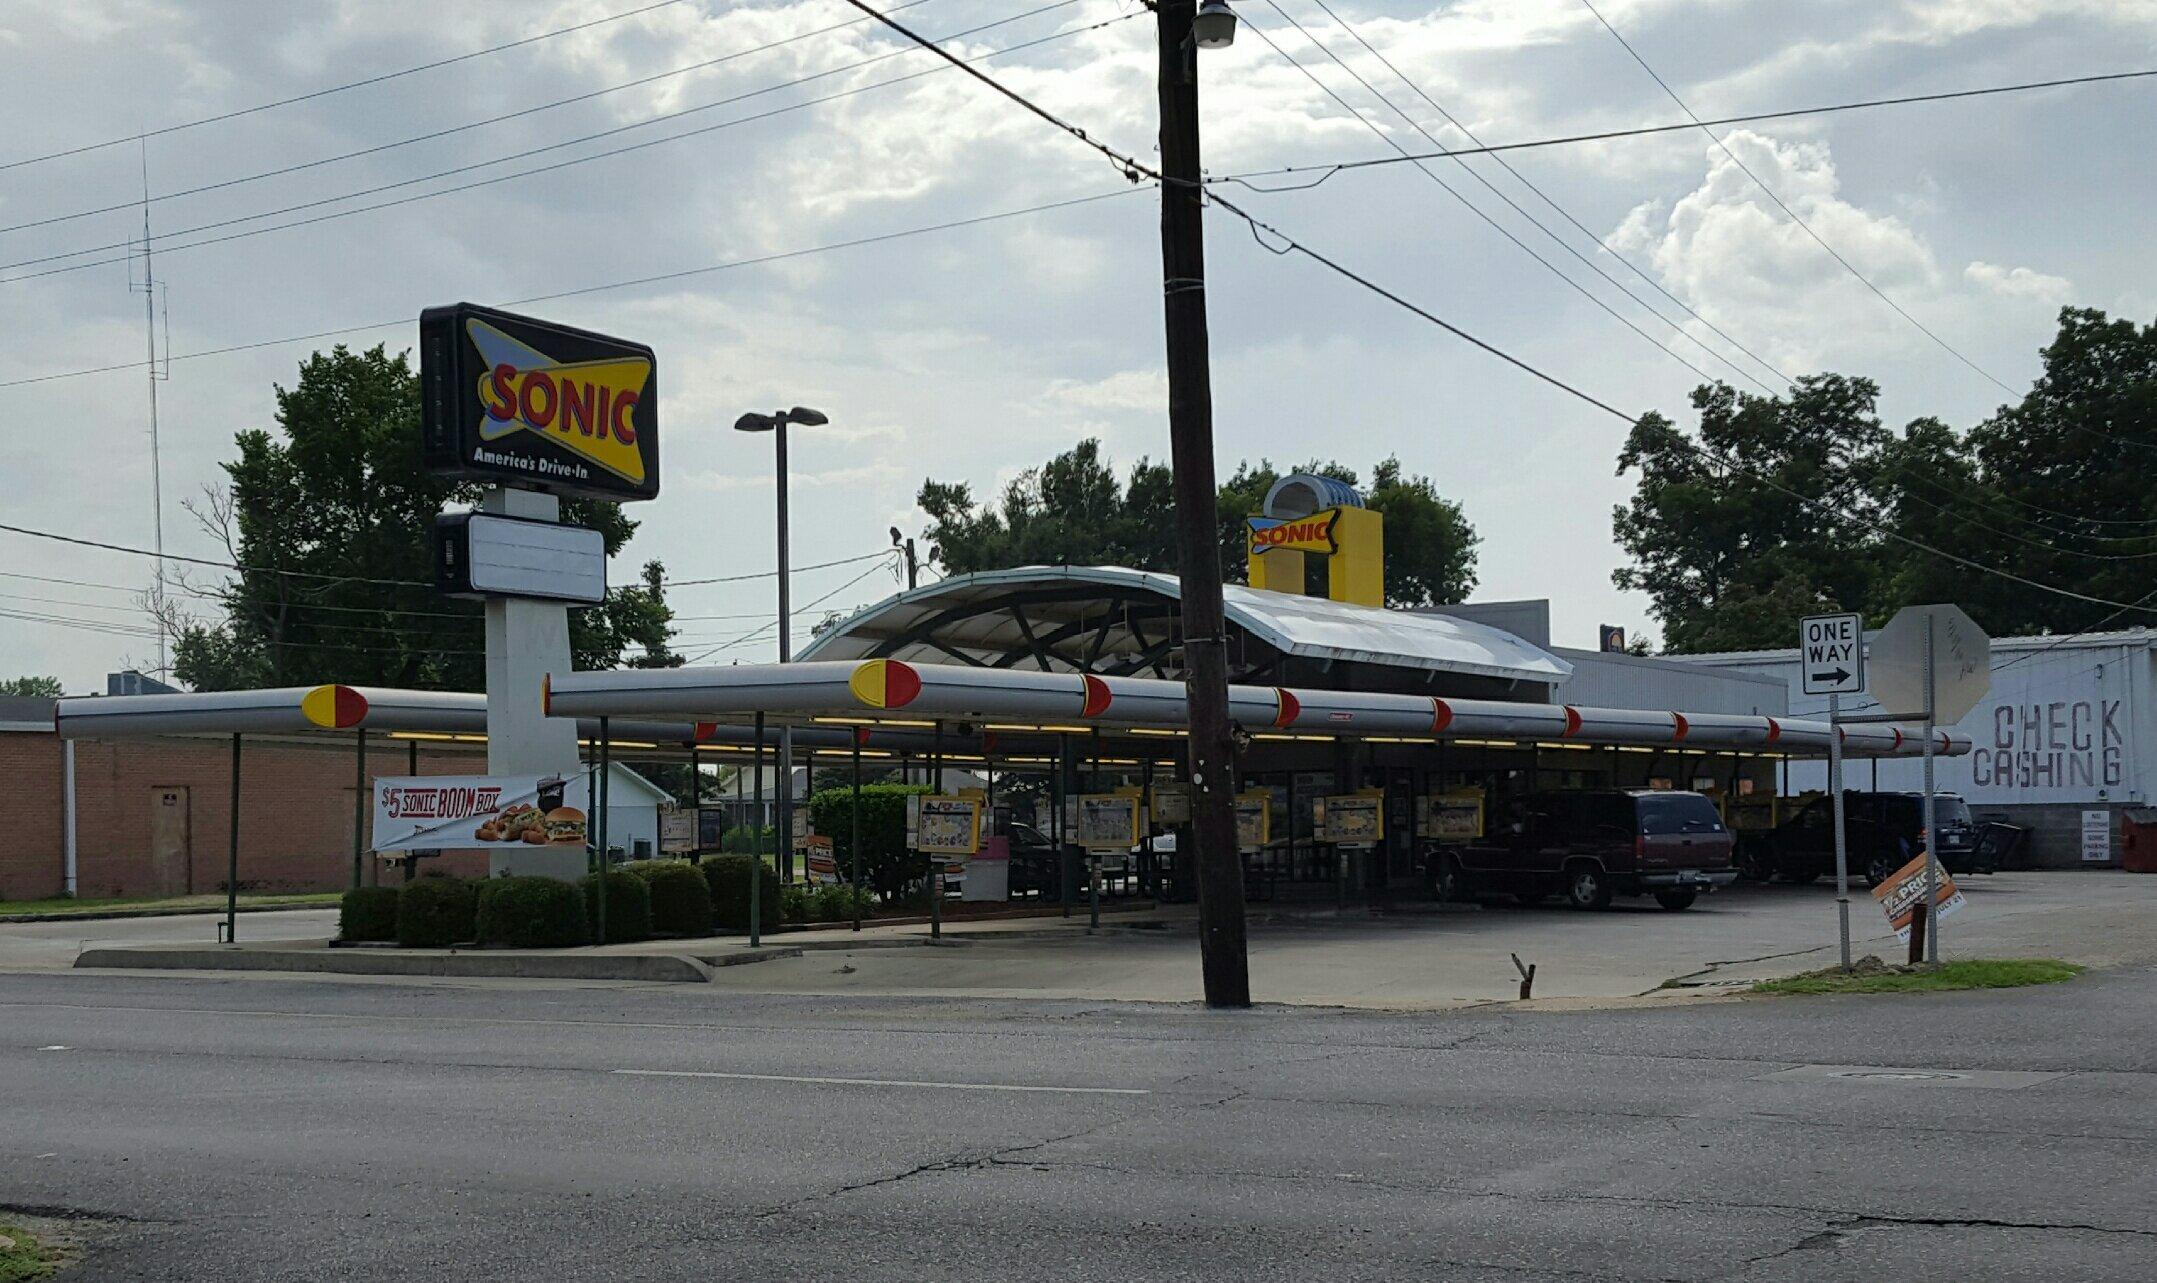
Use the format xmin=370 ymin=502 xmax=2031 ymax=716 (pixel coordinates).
xmin=614 ymin=1068 xmax=1147 ymax=1095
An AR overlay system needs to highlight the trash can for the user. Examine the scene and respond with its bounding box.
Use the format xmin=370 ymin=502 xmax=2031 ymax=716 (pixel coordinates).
xmin=2121 ymin=808 xmax=2157 ymax=874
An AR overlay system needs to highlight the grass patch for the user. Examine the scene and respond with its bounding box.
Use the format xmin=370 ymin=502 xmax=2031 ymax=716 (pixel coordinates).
xmin=0 ymin=1223 xmax=59 ymax=1282
xmin=1754 ymin=957 xmax=2085 ymax=995
xmin=0 ymin=891 xmax=342 ymax=920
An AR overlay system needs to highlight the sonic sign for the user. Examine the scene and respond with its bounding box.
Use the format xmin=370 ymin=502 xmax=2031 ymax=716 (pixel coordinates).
xmin=420 ymin=303 xmax=659 ymax=501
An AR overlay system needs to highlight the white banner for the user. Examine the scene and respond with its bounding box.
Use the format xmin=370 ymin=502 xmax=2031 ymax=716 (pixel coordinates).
xmin=372 ymin=773 xmax=592 ymax=853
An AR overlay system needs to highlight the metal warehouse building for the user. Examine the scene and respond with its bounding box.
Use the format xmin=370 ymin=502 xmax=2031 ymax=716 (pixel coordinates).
xmin=1677 ymin=629 xmax=2155 ymax=866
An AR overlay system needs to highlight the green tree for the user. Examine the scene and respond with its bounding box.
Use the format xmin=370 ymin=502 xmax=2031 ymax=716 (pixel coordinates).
xmin=919 ymin=441 xmax=1477 ymax=607
xmin=0 ymin=675 xmax=64 ymax=697
xmin=1613 ymin=376 xmax=1896 ymax=653
xmin=171 ymin=345 xmax=677 ymax=691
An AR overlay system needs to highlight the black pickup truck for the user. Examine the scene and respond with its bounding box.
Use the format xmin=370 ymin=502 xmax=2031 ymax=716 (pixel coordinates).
xmin=1735 ymin=791 xmax=1987 ymax=888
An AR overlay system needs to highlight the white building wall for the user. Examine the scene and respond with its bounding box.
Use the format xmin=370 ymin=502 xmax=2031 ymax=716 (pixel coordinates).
xmin=1676 ymin=631 xmax=2157 ymax=865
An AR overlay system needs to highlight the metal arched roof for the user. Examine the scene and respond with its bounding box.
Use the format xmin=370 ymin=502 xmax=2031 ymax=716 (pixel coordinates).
xmin=796 ymin=566 xmax=1571 ymax=686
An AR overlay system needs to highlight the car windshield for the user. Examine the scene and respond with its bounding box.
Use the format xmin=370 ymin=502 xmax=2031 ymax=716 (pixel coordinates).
xmin=1638 ymin=794 xmax=1725 ymax=835
xmin=1932 ymin=797 xmax=1975 ymax=828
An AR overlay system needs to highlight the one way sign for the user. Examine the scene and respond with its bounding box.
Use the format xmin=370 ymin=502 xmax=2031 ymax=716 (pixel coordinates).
xmin=1800 ymin=612 xmax=1865 ymax=696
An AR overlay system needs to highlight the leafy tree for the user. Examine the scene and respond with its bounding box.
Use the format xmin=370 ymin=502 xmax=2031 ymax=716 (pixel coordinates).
xmin=170 ymin=345 xmax=677 ymax=691
xmin=918 ymin=440 xmax=1477 ymax=608
xmin=1613 ymin=376 xmax=1896 ymax=653
xmin=0 ymin=675 xmax=64 ymax=697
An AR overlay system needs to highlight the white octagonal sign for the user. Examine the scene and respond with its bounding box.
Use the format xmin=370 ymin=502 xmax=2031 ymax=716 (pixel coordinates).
xmin=1870 ymin=604 xmax=1991 ymax=724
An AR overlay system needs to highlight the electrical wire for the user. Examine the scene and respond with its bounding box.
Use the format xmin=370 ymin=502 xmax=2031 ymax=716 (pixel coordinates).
xmin=1244 ymin=10 xmax=1730 ymax=392
xmin=0 ymin=1 xmax=1108 ymax=282
xmin=0 ymin=1 xmax=942 ymax=237
xmin=0 ymin=0 xmax=688 ymax=174
xmin=1206 ymin=68 xmax=2157 ymax=189
xmin=1297 ymin=0 xmax=1792 ymax=392
xmin=679 ymin=559 xmax=899 ymax=663
xmin=835 ymin=0 xmax=2157 ymax=621
xmin=0 ymin=187 xmax=1140 ymax=390
xmin=1575 ymin=0 xmax=2156 ymax=460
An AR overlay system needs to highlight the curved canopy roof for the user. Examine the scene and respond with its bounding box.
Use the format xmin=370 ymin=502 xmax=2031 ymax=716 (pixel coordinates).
xmin=797 ymin=566 xmax=1571 ymax=687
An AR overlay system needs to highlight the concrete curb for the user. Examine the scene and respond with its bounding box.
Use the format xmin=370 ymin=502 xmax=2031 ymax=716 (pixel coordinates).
xmin=72 ymin=946 xmax=756 ymax=984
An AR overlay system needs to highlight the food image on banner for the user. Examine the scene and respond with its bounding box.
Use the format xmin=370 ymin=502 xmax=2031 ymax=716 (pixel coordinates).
xmin=1317 ymin=794 xmax=1383 ymax=845
xmin=802 ymin=835 xmax=838 ymax=885
xmin=1077 ymin=795 xmax=1140 ymax=851
xmin=915 ymin=796 xmax=981 ymax=855
xmin=373 ymin=774 xmax=591 ymax=852
xmin=1870 ymin=855 xmax=1966 ymax=942
xmin=1149 ymin=782 xmax=1192 ymax=825
xmin=1234 ymin=791 xmax=1271 ymax=851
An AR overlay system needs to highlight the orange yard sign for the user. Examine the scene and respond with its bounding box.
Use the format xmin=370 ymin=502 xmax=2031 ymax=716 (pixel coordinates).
xmin=1870 ymin=854 xmax=1966 ymax=942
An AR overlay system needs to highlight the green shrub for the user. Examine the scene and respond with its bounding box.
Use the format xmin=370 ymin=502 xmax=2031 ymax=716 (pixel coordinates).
xmin=475 ymin=876 xmax=587 ymax=948
xmin=806 ymin=783 xmax=932 ymax=898
xmin=339 ymin=886 xmax=399 ymax=942
xmin=809 ymin=883 xmax=874 ymax=923
xmin=781 ymin=883 xmax=811 ymax=925
xmin=719 ymin=823 xmax=777 ymax=854
xmin=582 ymin=870 xmax=652 ymax=944
xmin=703 ymin=854 xmax=783 ymax=932
xmin=396 ymin=877 xmax=478 ymax=948
xmin=637 ymin=861 xmax=712 ymax=936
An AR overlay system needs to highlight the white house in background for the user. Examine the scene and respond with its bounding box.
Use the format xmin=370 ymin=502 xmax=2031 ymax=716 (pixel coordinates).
xmin=596 ymin=763 xmax=675 ymax=861
xmin=1675 ymin=629 xmax=2156 ymax=866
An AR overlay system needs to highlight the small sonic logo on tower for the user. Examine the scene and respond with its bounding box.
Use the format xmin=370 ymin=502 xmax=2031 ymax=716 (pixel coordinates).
xmin=421 ymin=303 xmax=660 ymax=502
xmin=1247 ymin=507 xmax=1342 ymax=557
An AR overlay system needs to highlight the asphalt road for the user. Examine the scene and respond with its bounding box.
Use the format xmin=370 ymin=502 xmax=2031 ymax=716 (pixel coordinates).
xmin=4 ymin=967 xmax=2155 ymax=1281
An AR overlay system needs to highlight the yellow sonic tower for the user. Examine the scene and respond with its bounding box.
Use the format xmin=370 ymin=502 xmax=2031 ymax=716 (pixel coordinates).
xmin=1245 ymin=473 xmax=1384 ymax=607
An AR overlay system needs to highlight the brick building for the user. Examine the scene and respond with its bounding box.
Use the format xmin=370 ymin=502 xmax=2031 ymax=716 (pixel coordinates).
xmin=2 ymin=697 xmax=673 ymax=902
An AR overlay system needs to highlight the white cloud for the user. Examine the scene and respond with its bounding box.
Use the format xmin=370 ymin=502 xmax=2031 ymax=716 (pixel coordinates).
xmin=1965 ymin=260 xmax=2073 ymax=303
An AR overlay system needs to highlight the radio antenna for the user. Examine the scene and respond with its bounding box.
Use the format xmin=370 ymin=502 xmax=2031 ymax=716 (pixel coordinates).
xmin=131 ymin=138 xmax=171 ymax=679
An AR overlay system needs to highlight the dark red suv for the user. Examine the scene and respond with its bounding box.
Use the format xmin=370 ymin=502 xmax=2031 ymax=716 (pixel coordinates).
xmin=1437 ymin=789 xmax=1737 ymax=911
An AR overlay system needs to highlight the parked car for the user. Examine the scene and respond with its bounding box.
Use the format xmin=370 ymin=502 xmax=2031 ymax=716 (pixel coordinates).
xmin=1003 ymin=821 xmax=1063 ymax=898
xmin=1735 ymin=791 xmax=1987 ymax=889
xmin=1436 ymin=789 xmax=1737 ymax=911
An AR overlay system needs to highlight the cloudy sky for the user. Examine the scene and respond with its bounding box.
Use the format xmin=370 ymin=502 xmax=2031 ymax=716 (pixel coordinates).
xmin=2 ymin=0 xmax=2152 ymax=692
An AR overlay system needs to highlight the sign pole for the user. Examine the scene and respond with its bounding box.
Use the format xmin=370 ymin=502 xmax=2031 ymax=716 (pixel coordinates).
xmin=929 ymin=719 xmax=944 ymax=941
xmin=1829 ymin=692 xmax=1851 ymax=970
xmin=595 ymin=718 xmax=610 ymax=944
xmin=750 ymin=712 xmax=764 ymax=949
xmin=850 ymin=730 xmax=864 ymax=933
xmin=1922 ymin=615 xmax=1940 ymax=964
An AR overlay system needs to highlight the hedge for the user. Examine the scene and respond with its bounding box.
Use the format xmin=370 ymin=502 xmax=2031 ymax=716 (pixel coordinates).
xmin=396 ymin=876 xmax=478 ymax=948
xmin=806 ymin=783 xmax=932 ymax=898
xmin=476 ymin=876 xmax=588 ymax=948
xmin=719 ymin=823 xmax=777 ymax=855
xmin=631 ymin=861 xmax=713 ymax=936
xmin=703 ymin=854 xmax=783 ymax=932
xmin=339 ymin=886 xmax=399 ymax=942
xmin=582 ymin=870 xmax=652 ymax=944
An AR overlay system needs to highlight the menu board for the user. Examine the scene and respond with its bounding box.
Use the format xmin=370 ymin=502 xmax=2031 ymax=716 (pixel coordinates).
xmin=1235 ymin=791 xmax=1271 ymax=851
xmin=915 ymin=796 xmax=982 ymax=855
xmin=1077 ymin=795 xmax=1141 ymax=851
xmin=1317 ymin=794 xmax=1383 ymax=845
xmin=1149 ymin=781 xmax=1192 ymax=825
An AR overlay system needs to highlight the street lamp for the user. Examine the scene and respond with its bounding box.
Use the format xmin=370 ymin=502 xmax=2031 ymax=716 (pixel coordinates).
xmin=1193 ymin=0 xmax=1238 ymax=48
xmin=734 ymin=405 xmax=829 ymax=927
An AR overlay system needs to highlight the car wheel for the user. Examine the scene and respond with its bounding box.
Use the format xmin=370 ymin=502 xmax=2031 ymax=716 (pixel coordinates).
xmin=1733 ymin=845 xmax=1773 ymax=882
xmin=1864 ymin=854 xmax=1899 ymax=889
xmin=1565 ymin=864 xmax=1613 ymax=911
xmin=1434 ymin=857 xmax=1465 ymax=903
xmin=1654 ymin=890 xmax=1698 ymax=911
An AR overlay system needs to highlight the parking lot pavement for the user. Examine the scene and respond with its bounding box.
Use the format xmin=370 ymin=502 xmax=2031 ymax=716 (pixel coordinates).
xmin=697 ymin=871 xmax=2157 ymax=1007
xmin=7 ymin=873 xmax=2152 ymax=1008
xmin=0 ymin=908 xmax=340 ymax=972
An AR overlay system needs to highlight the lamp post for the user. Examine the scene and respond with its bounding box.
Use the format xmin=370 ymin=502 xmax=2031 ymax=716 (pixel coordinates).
xmin=735 ymin=405 xmax=829 ymax=887
xmin=1157 ymin=0 xmax=1249 ymax=1007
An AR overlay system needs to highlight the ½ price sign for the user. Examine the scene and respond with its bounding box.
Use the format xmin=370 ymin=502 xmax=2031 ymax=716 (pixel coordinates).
xmin=1800 ymin=612 xmax=1865 ymax=697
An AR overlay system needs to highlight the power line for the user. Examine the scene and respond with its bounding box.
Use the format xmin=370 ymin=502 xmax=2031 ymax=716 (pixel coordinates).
xmin=1243 ymin=9 xmax=1729 ymax=392
xmin=0 ymin=0 xmax=688 ymax=174
xmin=680 ymin=559 xmax=899 ymax=663
xmin=1296 ymin=0 xmax=1792 ymax=392
xmin=836 ymin=0 xmax=2157 ymax=622
xmin=1206 ymin=68 xmax=2157 ymax=189
xmin=1574 ymin=0 xmax=2156 ymax=446
xmin=0 ymin=186 xmax=1140 ymax=390
xmin=0 ymin=1 xmax=1105 ymax=282
xmin=0 ymin=1 xmax=942 ymax=237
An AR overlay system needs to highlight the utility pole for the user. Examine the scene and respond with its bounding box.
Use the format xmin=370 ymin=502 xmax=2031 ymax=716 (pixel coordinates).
xmin=1156 ymin=0 xmax=1249 ymax=1007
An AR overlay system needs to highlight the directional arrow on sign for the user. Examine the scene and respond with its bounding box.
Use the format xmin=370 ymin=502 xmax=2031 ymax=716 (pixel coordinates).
xmin=1811 ymin=666 xmax=1851 ymax=687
